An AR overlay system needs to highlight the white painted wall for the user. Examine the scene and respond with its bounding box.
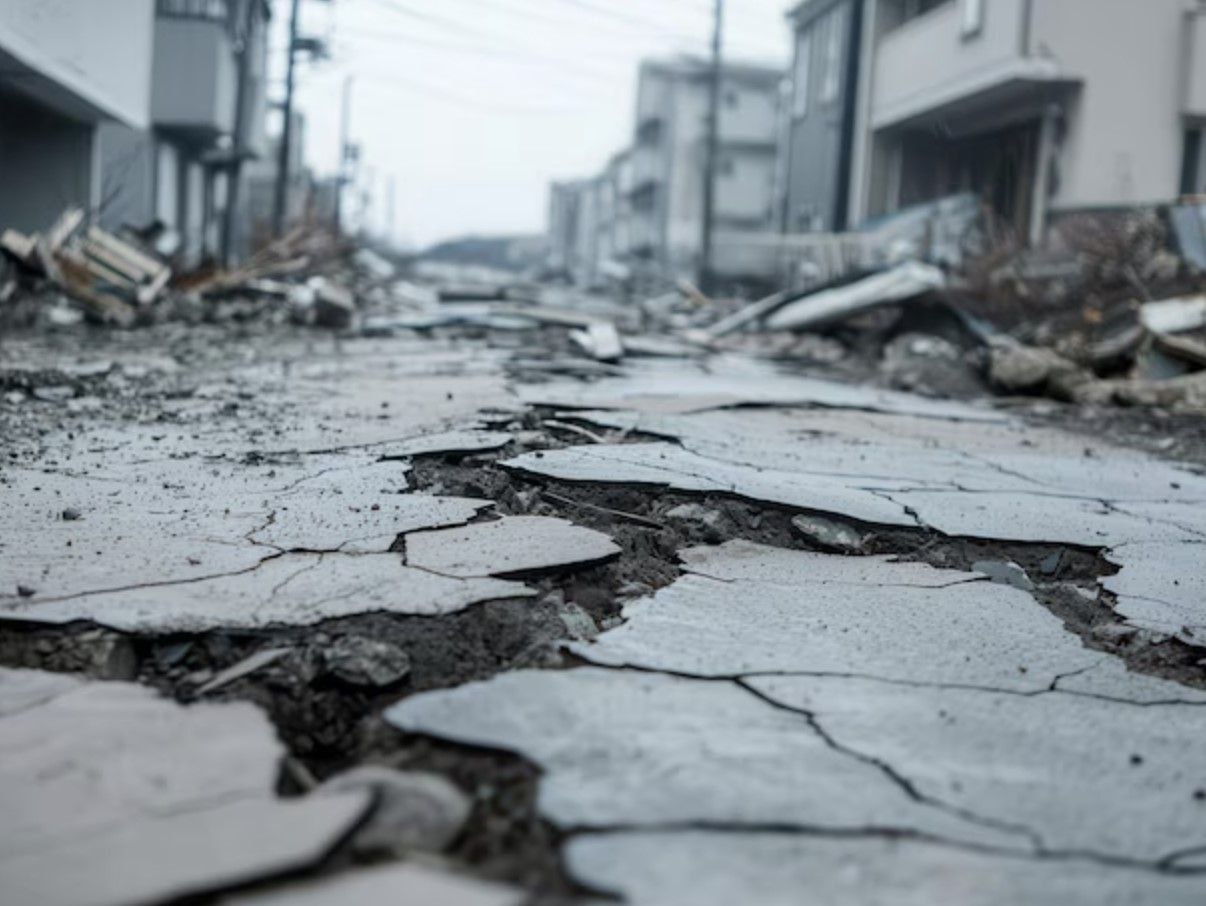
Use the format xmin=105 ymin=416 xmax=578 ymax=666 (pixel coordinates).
xmin=1032 ymin=0 xmax=1188 ymax=207
xmin=871 ymin=0 xmax=1027 ymax=127
xmin=0 ymin=0 xmax=154 ymax=127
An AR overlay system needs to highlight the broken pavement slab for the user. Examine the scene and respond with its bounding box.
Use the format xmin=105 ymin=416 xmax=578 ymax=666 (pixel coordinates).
xmin=572 ymin=541 xmax=1097 ymax=692
xmin=504 ymin=443 xmax=918 ymax=528
xmin=565 ymin=831 xmax=1206 ymax=906
xmin=0 ymin=667 xmax=373 ymax=906
xmin=517 ymin=357 xmax=1005 ymax=422
xmin=404 ymin=515 xmax=621 ymax=578
xmin=386 ymin=667 xmax=1028 ymax=849
xmin=0 ymin=553 xmax=534 ymax=633
xmin=748 ymin=673 xmax=1206 ymax=863
xmin=1103 ymin=541 xmax=1206 ymax=645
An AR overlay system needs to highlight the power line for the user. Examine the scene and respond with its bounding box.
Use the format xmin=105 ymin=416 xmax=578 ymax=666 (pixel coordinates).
xmin=351 ymin=69 xmax=587 ymax=116
xmin=335 ymin=24 xmax=624 ymax=84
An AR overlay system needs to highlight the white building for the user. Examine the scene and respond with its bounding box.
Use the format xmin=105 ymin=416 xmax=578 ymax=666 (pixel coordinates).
xmin=0 ymin=0 xmax=273 ymax=263
xmin=782 ymin=0 xmax=1206 ymax=244
xmin=0 ymin=0 xmax=155 ymax=233
xmin=629 ymin=57 xmax=783 ymax=281
xmin=547 ymin=55 xmax=784 ymax=288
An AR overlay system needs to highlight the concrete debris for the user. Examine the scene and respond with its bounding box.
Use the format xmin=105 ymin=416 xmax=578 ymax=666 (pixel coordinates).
xmin=0 ymin=668 xmax=372 ymax=906
xmin=790 ymin=514 xmax=866 ymax=553
xmin=765 ymin=261 xmax=945 ymax=331
xmin=316 ymin=766 xmax=471 ymax=856
xmin=404 ymin=515 xmax=620 ymax=578
xmin=971 ymin=559 xmax=1036 ymax=592
xmin=323 ymin=635 xmax=412 ymax=687
xmin=575 ymin=541 xmax=1096 ymax=691
xmin=310 ymin=277 xmax=356 ymax=329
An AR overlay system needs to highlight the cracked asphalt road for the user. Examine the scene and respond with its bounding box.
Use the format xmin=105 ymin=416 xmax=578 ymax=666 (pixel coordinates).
xmin=3 ymin=308 xmax=1206 ymax=904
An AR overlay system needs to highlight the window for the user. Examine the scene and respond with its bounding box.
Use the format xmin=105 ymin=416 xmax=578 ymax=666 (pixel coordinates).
xmin=961 ymin=0 xmax=985 ymax=38
xmin=792 ymin=30 xmax=813 ymax=118
xmin=1181 ymin=128 xmax=1204 ymax=195
xmin=820 ymin=8 xmax=845 ymax=104
xmin=157 ymin=0 xmax=229 ymax=20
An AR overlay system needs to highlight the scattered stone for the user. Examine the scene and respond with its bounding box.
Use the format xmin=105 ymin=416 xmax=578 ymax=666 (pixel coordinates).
xmin=556 ymin=599 xmax=599 ymax=641
xmin=317 ymin=766 xmax=471 ymax=856
xmin=323 ymin=636 xmax=411 ymax=687
xmin=790 ymin=514 xmax=865 ymax=553
xmin=665 ymin=503 xmax=726 ymax=539
xmin=15 ymin=585 xmax=35 ymax=598
xmin=60 ymin=507 xmax=81 ymax=521
xmin=972 ymin=559 xmax=1035 ymax=592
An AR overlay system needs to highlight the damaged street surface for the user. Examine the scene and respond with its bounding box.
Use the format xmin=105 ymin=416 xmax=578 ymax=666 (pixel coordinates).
xmin=5 ymin=237 xmax=1206 ymax=906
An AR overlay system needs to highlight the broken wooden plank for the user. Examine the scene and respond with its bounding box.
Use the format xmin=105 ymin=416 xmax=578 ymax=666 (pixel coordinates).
xmin=1 ymin=229 xmax=38 ymax=266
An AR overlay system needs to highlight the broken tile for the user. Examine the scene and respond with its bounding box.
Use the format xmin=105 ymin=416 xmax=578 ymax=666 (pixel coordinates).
xmin=221 ymin=862 xmax=524 ymax=906
xmin=573 ymin=542 xmax=1097 ymax=692
xmin=1 ymin=553 xmax=533 ymax=633
xmin=566 ymin=831 xmax=1206 ymax=906
xmin=404 ymin=515 xmax=620 ymax=578
xmin=749 ymin=674 xmax=1206 ymax=862
xmin=387 ymin=668 xmax=1028 ymax=848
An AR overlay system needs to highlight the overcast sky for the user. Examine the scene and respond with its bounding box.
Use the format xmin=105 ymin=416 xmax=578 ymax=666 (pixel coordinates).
xmin=272 ymin=0 xmax=792 ymax=249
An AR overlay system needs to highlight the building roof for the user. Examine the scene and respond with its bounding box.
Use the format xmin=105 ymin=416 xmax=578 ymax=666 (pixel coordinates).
xmin=640 ymin=55 xmax=783 ymax=84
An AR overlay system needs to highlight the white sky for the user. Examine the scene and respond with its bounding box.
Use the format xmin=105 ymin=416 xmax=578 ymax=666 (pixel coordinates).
xmin=272 ymin=0 xmax=793 ymax=249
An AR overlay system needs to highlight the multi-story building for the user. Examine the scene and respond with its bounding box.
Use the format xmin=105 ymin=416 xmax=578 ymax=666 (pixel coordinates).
xmin=783 ymin=0 xmax=1206 ymax=244
xmin=629 ymin=56 xmax=783 ymax=279
xmin=0 ymin=0 xmax=272 ymax=264
xmin=0 ymin=1 xmax=155 ymax=234
xmin=548 ymin=55 xmax=784 ymax=287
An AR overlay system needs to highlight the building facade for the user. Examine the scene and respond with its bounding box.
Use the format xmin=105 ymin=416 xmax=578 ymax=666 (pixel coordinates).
xmin=632 ymin=57 xmax=783 ymax=280
xmin=0 ymin=0 xmax=272 ymax=264
xmin=784 ymin=0 xmax=1206 ymax=244
xmin=0 ymin=0 xmax=155 ymax=234
xmin=548 ymin=55 xmax=784 ymax=287
xmin=781 ymin=0 xmax=863 ymax=234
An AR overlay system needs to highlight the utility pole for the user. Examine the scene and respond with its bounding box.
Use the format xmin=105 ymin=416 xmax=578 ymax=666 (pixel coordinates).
xmin=272 ymin=0 xmax=302 ymax=237
xmin=222 ymin=0 xmax=258 ymax=265
xmin=699 ymin=0 xmax=724 ymax=293
xmin=333 ymin=74 xmax=354 ymax=235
